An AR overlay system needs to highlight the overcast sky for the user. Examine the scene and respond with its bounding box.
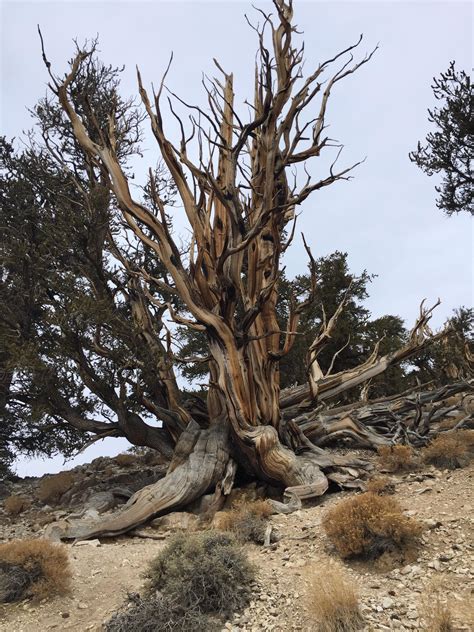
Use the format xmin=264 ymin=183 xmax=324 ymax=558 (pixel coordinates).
xmin=1 ymin=0 xmax=472 ymax=477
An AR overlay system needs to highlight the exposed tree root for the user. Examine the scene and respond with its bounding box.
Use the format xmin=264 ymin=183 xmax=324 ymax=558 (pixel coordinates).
xmin=61 ymin=422 xmax=232 ymax=540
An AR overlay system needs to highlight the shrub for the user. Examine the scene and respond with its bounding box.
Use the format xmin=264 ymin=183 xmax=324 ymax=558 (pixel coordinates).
xmin=423 ymin=600 xmax=453 ymax=632
xmin=0 ymin=561 xmax=42 ymax=603
xmin=37 ymin=471 xmax=75 ymax=505
xmin=217 ymin=499 xmax=273 ymax=544
xmin=365 ymin=476 xmax=395 ymax=495
xmin=421 ymin=583 xmax=454 ymax=632
xmin=322 ymin=492 xmax=423 ymax=559
xmin=114 ymin=453 xmax=139 ymax=467
xmin=306 ymin=564 xmax=364 ymax=631
xmin=422 ymin=430 xmax=474 ymax=470
xmin=3 ymin=495 xmax=31 ymax=516
xmin=377 ymin=444 xmax=417 ymax=472
xmin=0 ymin=538 xmax=71 ymax=602
xmin=105 ymin=593 xmax=220 ymax=632
xmin=145 ymin=531 xmax=255 ymax=616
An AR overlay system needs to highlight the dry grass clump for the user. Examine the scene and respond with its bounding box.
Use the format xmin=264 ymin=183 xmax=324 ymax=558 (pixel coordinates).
xmin=422 ymin=430 xmax=474 ymax=470
xmin=377 ymin=444 xmax=417 ymax=472
xmin=420 ymin=582 xmax=454 ymax=632
xmin=114 ymin=453 xmax=139 ymax=467
xmin=145 ymin=531 xmax=255 ymax=616
xmin=217 ymin=499 xmax=273 ymax=543
xmin=3 ymin=495 xmax=31 ymax=516
xmin=322 ymin=492 xmax=423 ymax=560
xmin=305 ymin=564 xmax=364 ymax=632
xmin=365 ymin=476 xmax=395 ymax=495
xmin=0 ymin=538 xmax=71 ymax=602
xmin=423 ymin=600 xmax=453 ymax=632
xmin=37 ymin=471 xmax=75 ymax=505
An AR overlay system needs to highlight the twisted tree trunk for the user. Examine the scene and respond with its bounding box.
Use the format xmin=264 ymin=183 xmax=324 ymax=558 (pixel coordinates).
xmin=41 ymin=1 xmax=471 ymax=541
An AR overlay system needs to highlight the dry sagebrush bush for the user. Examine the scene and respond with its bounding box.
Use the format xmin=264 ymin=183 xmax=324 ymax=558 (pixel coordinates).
xmin=114 ymin=453 xmax=139 ymax=467
xmin=0 ymin=538 xmax=71 ymax=602
xmin=422 ymin=430 xmax=474 ymax=470
xmin=37 ymin=471 xmax=75 ymax=505
xmin=105 ymin=593 xmax=221 ymax=632
xmin=3 ymin=495 xmax=31 ymax=516
xmin=145 ymin=531 xmax=255 ymax=616
xmin=322 ymin=492 xmax=423 ymax=559
xmin=306 ymin=564 xmax=364 ymax=632
xmin=377 ymin=444 xmax=417 ymax=472
xmin=217 ymin=499 xmax=273 ymax=543
xmin=365 ymin=476 xmax=395 ymax=495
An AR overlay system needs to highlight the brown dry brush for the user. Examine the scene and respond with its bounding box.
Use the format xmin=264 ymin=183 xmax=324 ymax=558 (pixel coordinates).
xmin=37 ymin=471 xmax=76 ymax=505
xmin=3 ymin=495 xmax=31 ymax=516
xmin=421 ymin=429 xmax=474 ymax=470
xmin=420 ymin=582 xmax=455 ymax=632
xmin=377 ymin=445 xmax=418 ymax=473
xmin=365 ymin=476 xmax=395 ymax=495
xmin=423 ymin=601 xmax=453 ymax=632
xmin=322 ymin=493 xmax=423 ymax=560
xmin=216 ymin=499 xmax=273 ymax=543
xmin=0 ymin=539 xmax=71 ymax=602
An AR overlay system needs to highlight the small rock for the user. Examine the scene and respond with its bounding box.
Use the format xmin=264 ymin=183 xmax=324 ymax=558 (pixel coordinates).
xmin=85 ymin=491 xmax=117 ymax=514
xmin=43 ymin=520 xmax=69 ymax=542
xmin=74 ymin=538 xmax=101 ymax=547
xmin=82 ymin=508 xmax=100 ymax=520
xmin=428 ymin=560 xmax=442 ymax=571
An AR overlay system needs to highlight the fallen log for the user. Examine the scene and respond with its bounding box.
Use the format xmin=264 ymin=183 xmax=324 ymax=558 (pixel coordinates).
xmin=297 ymin=380 xmax=474 ymax=448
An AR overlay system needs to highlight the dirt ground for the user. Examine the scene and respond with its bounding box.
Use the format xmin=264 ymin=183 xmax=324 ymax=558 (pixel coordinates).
xmin=1 ymin=462 xmax=473 ymax=631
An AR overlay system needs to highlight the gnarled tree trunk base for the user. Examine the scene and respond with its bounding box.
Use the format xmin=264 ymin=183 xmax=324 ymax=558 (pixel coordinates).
xmin=56 ymin=381 xmax=473 ymax=541
xmin=61 ymin=421 xmax=233 ymax=540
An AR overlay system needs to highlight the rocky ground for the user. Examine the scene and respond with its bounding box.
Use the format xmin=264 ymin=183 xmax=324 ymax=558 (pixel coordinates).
xmin=0 ymin=453 xmax=473 ymax=631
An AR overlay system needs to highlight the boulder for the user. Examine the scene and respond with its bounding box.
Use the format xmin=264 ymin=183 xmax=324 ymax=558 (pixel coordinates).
xmin=85 ymin=491 xmax=117 ymax=514
xmin=43 ymin=519 xmax=70 ymax=542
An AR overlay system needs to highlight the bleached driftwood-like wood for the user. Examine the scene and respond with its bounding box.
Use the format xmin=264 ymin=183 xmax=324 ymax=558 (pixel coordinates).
xmin=296 ymin=380 xmax=473 ymax=448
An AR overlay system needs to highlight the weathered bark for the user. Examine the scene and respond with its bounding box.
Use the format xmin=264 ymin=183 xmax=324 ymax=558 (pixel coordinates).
xmin=61 ymin=421 xmax=233 ymax=539
xmin=296 ymin=380 xmax=474 ymax=448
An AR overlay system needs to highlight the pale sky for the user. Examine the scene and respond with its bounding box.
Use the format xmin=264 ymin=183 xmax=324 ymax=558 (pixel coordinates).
xmin=1 ymin=0 xmax=472 ymax=476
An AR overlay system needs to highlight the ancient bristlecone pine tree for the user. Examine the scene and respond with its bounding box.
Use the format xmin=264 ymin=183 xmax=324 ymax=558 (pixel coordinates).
xmin=42 ymin=0 xmax=456 ymax=538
